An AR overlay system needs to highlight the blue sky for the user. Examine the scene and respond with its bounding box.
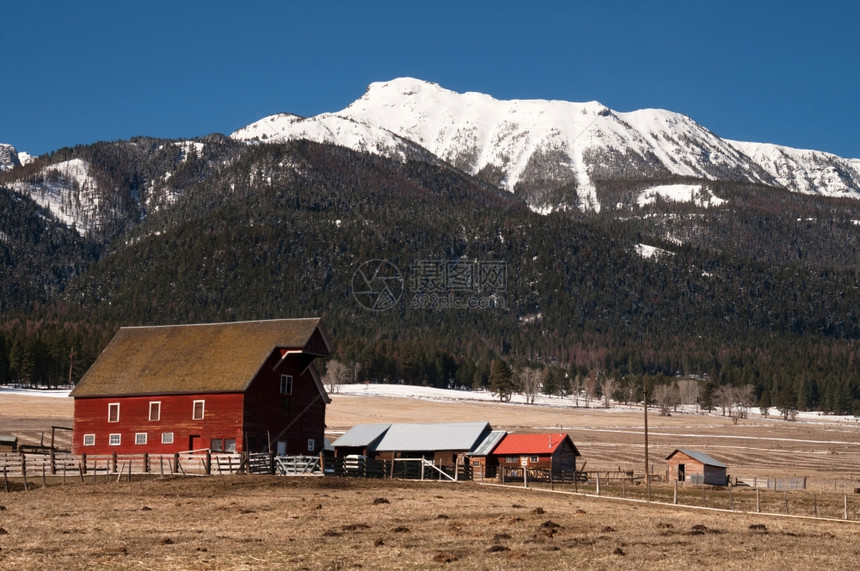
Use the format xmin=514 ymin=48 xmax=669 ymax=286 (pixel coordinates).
xmin=2 ymin=1 xmax=858 ymax=158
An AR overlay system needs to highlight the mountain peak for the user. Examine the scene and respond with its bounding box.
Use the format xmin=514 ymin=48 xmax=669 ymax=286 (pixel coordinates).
xmin=231 ymin=78 xmax=860 ymax=211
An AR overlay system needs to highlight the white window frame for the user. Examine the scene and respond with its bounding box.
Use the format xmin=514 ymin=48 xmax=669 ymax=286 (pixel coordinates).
xmin=149 ymin=401 xmax=161 ymax=421
xmin=530 ymin=456 xmax=539 ymax=463
xmin=109 ymin=433 xmax=121 ymax=446
xmin=108 ymin=402 xmax=120 ymax=423
xmin=83 ymin=434 xmax=95 ymax=447
xmin=192 ymin=400 xmax=205 ymax=420
xmin=280 ymin=374 xmax=293 ymax=395
xmin=135 ymin=433 xmax=147 ymax=445
xmin=161 ymin=432 xmax=174 ymax=445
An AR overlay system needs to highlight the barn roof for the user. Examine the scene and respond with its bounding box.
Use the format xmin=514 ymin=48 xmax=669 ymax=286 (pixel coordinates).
xmin=666 ymin=449 xmax=727 ymax=468
xmin=331 ymin=424 xmax=392 ymax=449
xmin=468 ymin=430 xmax=508 ymax=456
xmin=374 ymin=421 xmax=493 ymax=453
xmin=70 ymin=318 xmax=330 ymax=398
xmin=492 ymin=433 xmax=581 ymax=457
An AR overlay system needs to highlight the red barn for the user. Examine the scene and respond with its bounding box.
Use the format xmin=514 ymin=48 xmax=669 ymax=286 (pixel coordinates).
xmin=70 ymin=318 xmax=331 ymax=456
xmin=490 ymin=433 xmax=580 ymax=476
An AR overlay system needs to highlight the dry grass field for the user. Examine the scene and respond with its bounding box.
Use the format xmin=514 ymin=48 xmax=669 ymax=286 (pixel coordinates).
xmin=2 ymin=391 xmax=860 ymax=569
xmin=2 ymin=475 xmax=860 ymax=570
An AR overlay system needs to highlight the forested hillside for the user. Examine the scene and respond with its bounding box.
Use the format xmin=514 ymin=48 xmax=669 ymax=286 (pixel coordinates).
xmin=1 ymin=139 xmax=859 ymax=415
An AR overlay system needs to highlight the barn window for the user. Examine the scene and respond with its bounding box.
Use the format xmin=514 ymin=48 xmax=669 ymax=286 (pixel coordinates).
xmin=135 ymin=433 xmax=147 ymax=445
xmin=472 ymin=460 xmax=481 ymax=467
xmin=109 ymin=434 xmax=121 ymax=446
xmin=211 ymin=438 xmax=223 ymax=452
xmin=505 ymin=457 xmax=517 ymax=463
xmin=192 ymin=400 xmax=205 ymax=420
xmin=224 ymin=438 xmax=236 ymax=452
xmin=83 ymin=434 xmax=95 ymax=446
xmin=108 ymin=403 xmax=120 ymax=423
xmin=280 ymin=374 xmax=293 ymax=395
xmin=149 ymin=401 xmax=161 ymax=421
xmin=161 ymin=432 xmax=174 ymax=444
xmin=530 ymin=456 xmax=539 ymax=463
xmin=307 ymin=438 xmax=315 ymax=452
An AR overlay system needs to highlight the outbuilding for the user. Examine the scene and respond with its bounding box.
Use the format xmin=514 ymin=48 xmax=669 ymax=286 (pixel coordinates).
xmin=490 ymin=432 xmax=580 ymax=479
xmin=70 ymin=318 xmax=331 ymax=456
xmin=666 ymin=449 xmax=728 ymax=486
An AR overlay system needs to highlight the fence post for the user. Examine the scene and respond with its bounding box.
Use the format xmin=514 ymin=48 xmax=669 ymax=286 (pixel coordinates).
xmin=269 ymin=450 xmax=276 ymax=475
xmin=596 ymin=473 xmax=600 ymax=496
xmin=784 ymin=491 xmax=789 ymax=515
xmin=77 ymin=462 xmax=84 ymax=484
xmin=81 ymin=453 xmax=87 ymax=475
xmin=42 ymin=463 xmax=47 ymax=488
xmin=143 ymin=452 xmax=149 ymax=474
xmin=173 ymin=452 xmax=180 ymax=475
xmin=813 ymin=494 xmax=818 ymax=516
xmin=21 ymin=455 xmax=29 ymax=492
xmin=50 ymin=449 xmax=56 ymax=475
xmin=111 ymin=452 xmax=117 ymax=473
xmin=673 ymin=480 xmax=678 ymax=505
xmin=205 ymin=450 xmax=212 ymax=475
xmin=756 ymin=488 xmax=761 ymax=513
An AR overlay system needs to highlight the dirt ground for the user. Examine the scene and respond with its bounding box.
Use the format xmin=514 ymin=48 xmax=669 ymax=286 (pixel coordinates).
xmin=2 ymin=393 xmax=860 ymax=569
xmin=2 ymin=475 xmax=860 ymax=570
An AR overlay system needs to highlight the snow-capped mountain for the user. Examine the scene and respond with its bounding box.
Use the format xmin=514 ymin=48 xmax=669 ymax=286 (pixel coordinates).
xmin=0 ymin=144 xmax=22 ymax=172
xmin=232 ymin=78 xmax=860 ymax=211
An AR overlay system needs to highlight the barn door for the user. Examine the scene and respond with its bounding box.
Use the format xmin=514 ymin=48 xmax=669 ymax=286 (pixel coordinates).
xmin=678 ymin=464 xmax=686 ymax=481
xmin=277 ymin=440 xmax=287 ymax=456
xmin=189 ymin=434 xmax=201 ymax=451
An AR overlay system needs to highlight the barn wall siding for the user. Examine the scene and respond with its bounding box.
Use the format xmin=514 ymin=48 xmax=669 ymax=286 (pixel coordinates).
xmin=72 ymin=393 xmax=244 ymax=455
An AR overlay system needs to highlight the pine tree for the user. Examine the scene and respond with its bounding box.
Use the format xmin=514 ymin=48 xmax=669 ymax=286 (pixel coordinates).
xmin=489 ymin=359 xmax=515 ymax=402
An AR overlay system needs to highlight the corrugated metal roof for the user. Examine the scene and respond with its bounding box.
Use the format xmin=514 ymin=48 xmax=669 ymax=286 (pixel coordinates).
xmin=469 ymin=430 xmax=507 ymax=456
xmin=668 ymin=449 xmax=727 ymax=468
xmin=331 ymin=424 xmax=392 ymax=448
xmin=492 ymin=433 xmax=580 ymax=456
xmin=70 ymin=318 xmax=330 ymax=398
xmin=374 ymin=421 xmax=492 ymax=452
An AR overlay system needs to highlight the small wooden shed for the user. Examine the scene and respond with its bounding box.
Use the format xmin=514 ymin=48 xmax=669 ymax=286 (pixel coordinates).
xmin=0 ymin=435 xmax=18 ymax=452
xmin=666 ymin=449 xmax=728 ymax=486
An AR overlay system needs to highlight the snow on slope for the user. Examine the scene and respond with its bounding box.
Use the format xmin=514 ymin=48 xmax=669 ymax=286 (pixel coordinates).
xmin=232 ymin=111 xmax=436 ymax=162
xmin=10 ymin=158 xmax=100 ymax=235
xmin=637 ymin=184 xmax=726 ymax=208
xmin=728 ymin=139 xmax=860 ymax=197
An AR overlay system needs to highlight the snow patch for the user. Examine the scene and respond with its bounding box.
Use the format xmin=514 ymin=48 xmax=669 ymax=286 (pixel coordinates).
xmin=635 ymin=243 xmax=674 ymax=259
xmin=637 ymin=184 xmax=726 ymax=208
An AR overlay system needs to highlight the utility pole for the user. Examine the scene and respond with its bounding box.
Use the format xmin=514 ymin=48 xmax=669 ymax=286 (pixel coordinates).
xmin=68 ymin=347 xmax=75 ymax=386
xmin=644 ymin=384 xmax=651 ymax=501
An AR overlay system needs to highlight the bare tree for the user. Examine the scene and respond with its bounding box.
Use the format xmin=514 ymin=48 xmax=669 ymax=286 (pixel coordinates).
xmin=600 ymin=376 xmax=618 ymax=409
xmin=322 ymin=360 xmax=351 ymax=394
xmin=518 ymin=367 xmax=543 ymax=405
xmin=713 ymin=385 xmax=733 ymax=416
xmin=653 ymin=383 xmax=680 ymax=416
xmin=677 ymin=379 xmax=701 ymax=412
xmin=570 ymin=373 xmax=584 ymax=407
xmin=584 ymin=372 xmax=599 ymax=408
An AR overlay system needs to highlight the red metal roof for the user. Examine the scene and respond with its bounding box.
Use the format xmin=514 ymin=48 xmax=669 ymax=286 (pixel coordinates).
xmin=492 ymin=433 xmax=578 ymax=456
